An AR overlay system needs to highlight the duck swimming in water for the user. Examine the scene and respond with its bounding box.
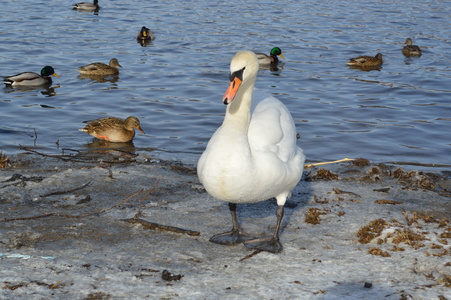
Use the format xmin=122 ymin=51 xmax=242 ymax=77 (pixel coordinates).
xmin=255 ymin=47 xmax=285 ymax=65
xmin=3 ymin=66 xmax=59 ymax=87
xmin=137 ymin=26 xmax=155 ymax=41
xmin=346 ymin=53 xmax=383 ymax=68
xmin=402 ymin=38 xmax=422 ymax=57
xmin=77 ymin=58 xmax=122 ymax=76
xmin=72 ymin=0 xmax=99 ymax=11
xmin=197 ymin=51 xmax=305 ymax=253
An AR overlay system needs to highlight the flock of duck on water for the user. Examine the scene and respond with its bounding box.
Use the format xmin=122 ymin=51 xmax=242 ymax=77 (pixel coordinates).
xmin=346 ymin=37 xmax=421 ymax=68
xmin=2 ymin=0 xmax=423 ymax=254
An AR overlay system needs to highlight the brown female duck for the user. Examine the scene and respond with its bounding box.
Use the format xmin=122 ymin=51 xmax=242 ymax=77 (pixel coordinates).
xmin=402 ymin=38 xmax=422 ymax=57
xmin=346 ymin=53 xmax=383 ymax=68
xmin=77 ymin=58 xmax=122 ymax=76
xmin=79 ymin=116 xmax=145 ymax=142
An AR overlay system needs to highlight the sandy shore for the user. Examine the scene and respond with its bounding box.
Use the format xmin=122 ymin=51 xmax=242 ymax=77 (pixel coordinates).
xmin=0 ymin=151 xmax=450 ymax=299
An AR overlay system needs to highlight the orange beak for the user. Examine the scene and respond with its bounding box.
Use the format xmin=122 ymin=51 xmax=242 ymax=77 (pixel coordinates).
xmin=136 ymin=126 xmax=145 ymax=134
xmin=223 ymin=77 xmax=242 ymax=105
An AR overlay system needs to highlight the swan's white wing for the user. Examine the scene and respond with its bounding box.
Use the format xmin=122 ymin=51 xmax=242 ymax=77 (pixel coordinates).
xmin=247 ymin=89 xmax=305 ymax=204
xmin=248 ymin=89 xmax=299 ymax=163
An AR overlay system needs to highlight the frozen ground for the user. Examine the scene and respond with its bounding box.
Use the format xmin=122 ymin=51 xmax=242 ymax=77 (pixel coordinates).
xmin=0 ymin=151 xmax=450 ymax=300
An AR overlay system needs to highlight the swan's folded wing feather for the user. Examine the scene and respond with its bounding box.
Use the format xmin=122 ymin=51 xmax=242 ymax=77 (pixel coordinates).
xmin=249 ymin=91 xmax=298 ymax=162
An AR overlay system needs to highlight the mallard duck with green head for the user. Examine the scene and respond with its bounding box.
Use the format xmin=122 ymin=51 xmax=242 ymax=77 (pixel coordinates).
xmin=346 ymin=53 xmax=383 ymax=67
xmin=255 ymin=47 xmax=285 ymax=65
xmin=402 ymin=38 xmax=422 ymax=57
xmin=137 ymin=26 xmax=155 ymax=41
xmin=3 ymin=66 xmax=60 ymax=87
xmin=79 ymin=116 xmax=145 ymax=143
xmin=72 ymin=0 xmax=99 ymax=11
xmin=77 ymin=58 xmax=122 ymax=76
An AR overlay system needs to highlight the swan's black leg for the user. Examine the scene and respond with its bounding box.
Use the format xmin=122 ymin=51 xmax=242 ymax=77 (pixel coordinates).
xmin=209 ymin=203 xmax=255 ymax=245
xmin=244 ymin=205 xmax=284 ymax=253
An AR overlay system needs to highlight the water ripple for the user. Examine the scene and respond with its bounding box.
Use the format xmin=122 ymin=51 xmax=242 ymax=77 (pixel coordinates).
xmin=0 ymin=0 xmax=450 ymax=167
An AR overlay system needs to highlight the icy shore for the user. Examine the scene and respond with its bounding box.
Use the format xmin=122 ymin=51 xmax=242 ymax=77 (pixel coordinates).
xmin=1 ymin=152 xmax=450 ymax=299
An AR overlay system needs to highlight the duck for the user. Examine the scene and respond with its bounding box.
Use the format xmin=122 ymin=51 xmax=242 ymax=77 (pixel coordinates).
xmin=77 ymin=58 xmax=122 ymax=76
xmin=255 ymin=47 xmax=285 ymax=65
xmin=346 ymin=53 xmax=383 ymax=68
xmin=3 ymin=66 xmax=59 ymax=87
xmin=402 ymin=38 xmax=422 ymax=57
xmin=137 ymin=26 xmax=155 ymax=41
xmin=197 ymin=51 xmax=305 ymax=253
xmin=79 ymin=116 xmax=145 ymax=143
xmin=72 ymin=0 xmax=99 ymax=11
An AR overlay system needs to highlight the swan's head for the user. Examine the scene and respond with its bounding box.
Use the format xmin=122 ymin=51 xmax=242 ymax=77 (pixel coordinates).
xmin=223 ymin=51 xmax=259 ymax=105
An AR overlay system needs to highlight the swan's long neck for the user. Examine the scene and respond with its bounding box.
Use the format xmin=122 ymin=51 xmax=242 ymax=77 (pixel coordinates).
xmin=222 ymin=78 xmax=256 ymax=134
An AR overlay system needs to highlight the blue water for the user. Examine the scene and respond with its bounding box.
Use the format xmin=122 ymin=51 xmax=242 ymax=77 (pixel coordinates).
xmin=0 ymin=0 xmax=450 ymax=168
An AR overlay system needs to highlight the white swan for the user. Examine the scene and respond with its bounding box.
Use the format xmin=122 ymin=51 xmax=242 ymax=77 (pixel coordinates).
xmin=197 ymin=51 xmax=305 ymax=253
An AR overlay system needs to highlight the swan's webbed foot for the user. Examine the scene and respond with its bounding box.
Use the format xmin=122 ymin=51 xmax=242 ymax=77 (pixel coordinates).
xmin=209 ymin=229 xmax=255 ymax=245
xmin=210 ymin=202 xmax=255 ymax=245
xmin=244 ymin=236 xmax=282 ymax=253
xmin=244 ymin=205 xmax=285 ymax=253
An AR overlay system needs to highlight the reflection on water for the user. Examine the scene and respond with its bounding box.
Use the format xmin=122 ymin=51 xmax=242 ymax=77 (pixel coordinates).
xmin=3 ymin=85 xmax=59 ymax=97
xmin=0 ymin=0 xmax=450 ymax=168
xmin=83 ymin=139 xmax=137 ymax=152
xmin=137 ymin=39 xmax=154 ymax=47
xmin=260 ymin=62 xmax=284 ymax=73
xmin=78 ymin=74 xmax=120 ymax=84
xmin=347 ymin=65 xmax=382 ymax=72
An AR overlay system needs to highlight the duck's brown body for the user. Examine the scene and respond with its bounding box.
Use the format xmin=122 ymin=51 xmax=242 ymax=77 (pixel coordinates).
xmin=402 ymin=38 xmax=422 ymax=57
xmin=346 ymin=53 xmax=383 ymax=67
xmin=79 ymin=116 xmax=144 ymax=142
xmin=78 ymin=58 xmax=122 ymax=76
